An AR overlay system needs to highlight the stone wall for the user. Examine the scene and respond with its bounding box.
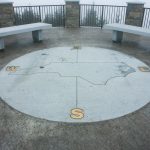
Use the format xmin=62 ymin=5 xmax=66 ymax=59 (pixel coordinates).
xmin=65 ymin=0 xmax=80 ymax=28
xmin=0 ymin=2 xmax=14 ymax=28
xmin=125 ymin=2 xmax=145 ymax=27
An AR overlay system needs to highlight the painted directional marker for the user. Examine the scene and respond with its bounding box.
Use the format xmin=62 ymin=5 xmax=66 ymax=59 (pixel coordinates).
xmin=138 ymin=66 xmax=150 ymax=72
xmin=0 ymin=47 xmax=150 ymax=122
xmin=6 ymin=66 xmax=20 ymax=72
xmin=70 ymin=108 xmax=84 ymax=119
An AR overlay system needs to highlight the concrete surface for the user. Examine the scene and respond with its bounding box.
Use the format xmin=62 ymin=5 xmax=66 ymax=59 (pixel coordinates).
xmin=0 ymin=47 xmax=150 ymax=122
xmin=105 ymin=23 xmax=150 ymax=37
xmin=0 ymin=27 xmax=150 ymax=149
xmin=0 ymin=23 xmax=52 ymax=37
xmin=0 ymin=23 xmax=52 ymax=49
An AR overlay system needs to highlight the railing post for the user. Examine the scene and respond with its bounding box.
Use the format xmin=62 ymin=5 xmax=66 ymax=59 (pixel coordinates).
xmin=142 ymin=8 xmax=145 ymax=27
xmin=79 ymin=4 xmax=80 ymax=27
xmin=63 ymin=5 xmax=65 ymax=27
xmin=39 ymin=6 xmax=42 ymax=22
xmin=65 ymin=0 xmax=80 ymax=28
xmin=125 ymin=2 xmax=145 ymax=27
xmin=101 ymin=5 xmax=104 ymax=29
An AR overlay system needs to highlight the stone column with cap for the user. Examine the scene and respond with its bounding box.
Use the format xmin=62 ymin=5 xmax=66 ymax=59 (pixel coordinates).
xmin=125 ymin=1 xmax=145 ymax=27
xmin=65 ymin=0 xmax=80 ymax=28
xmin=0 ymin=0 xmax=14 ymax=28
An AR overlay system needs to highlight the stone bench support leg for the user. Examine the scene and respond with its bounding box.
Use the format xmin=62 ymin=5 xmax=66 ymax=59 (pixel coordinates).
xmin=112 ymin=30 xmax=123 ymax=43
xmin=32 ymin=30 xmax=42 ymax=42
xmin=0 ymin=38 xmax=5 ymax=50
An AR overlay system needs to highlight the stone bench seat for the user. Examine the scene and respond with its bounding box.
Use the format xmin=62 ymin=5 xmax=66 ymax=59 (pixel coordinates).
xmin=104 ymin=23 xmax=150 ymax=43
xmin=0 ymin=23 xmax=52 ymax=50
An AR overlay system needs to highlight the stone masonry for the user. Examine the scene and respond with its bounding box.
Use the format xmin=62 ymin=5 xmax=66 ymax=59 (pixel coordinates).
xmin=65 ymin=0 xmax=80 ymax=28
xmin=125 ymin=2 xmax=145 ymax=27
xmin=0 ymin=1 xmax=14 ymax=28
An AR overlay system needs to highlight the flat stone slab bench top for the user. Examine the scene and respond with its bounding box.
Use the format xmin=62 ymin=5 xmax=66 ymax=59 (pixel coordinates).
xmin=0 ymin=23 xmax=52 ymax=37
xmin=0 ymin=47 xmax=150 ymax=123
xmin=104 ymin=23 xmax=150 ymax=37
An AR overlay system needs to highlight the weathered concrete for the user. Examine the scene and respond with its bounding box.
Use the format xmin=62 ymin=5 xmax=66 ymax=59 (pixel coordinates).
xmin=0 ymin=27 xmax=150 ymax=150
xmin=105 ymin=23 xmax=150 ymax=42
xmin=0 ymin=23 xmax=52 ymax=49
xmin=0 ymin=1 xmax=14 ymax=28
xmin=112 ymin=30 xmax=123 ymax=42
xmin=0 ymin=47 xmax=150 ymax=123
xmin=125 ymin=2 xmax=145 ymax=27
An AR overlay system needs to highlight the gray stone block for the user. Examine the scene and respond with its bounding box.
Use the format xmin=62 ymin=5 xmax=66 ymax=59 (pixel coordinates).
xmin=125 ymin=2 xmax=144 ymax=27
xmin=65 ymin=0 xmax=80 ymax=28
xmin=0 ymin=3 xmax=14 ymax=28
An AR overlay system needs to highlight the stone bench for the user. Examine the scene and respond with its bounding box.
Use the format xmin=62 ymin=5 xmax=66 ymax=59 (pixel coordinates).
xmin=0 ymin=23 xmax=52 ymax=50
xmin=104 ymin=23 xmax=150 ymax=43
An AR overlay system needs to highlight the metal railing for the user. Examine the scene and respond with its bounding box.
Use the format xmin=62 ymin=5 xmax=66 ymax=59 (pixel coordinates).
xmin=142 ymin=8 xmax=150 ymax=29
xmin=13 ymin=4 xmax=150 ymax=29
xmin=80 ymin=5 xmax=127 ymax=28
xmin=13 ymin=5 xmax=65 ymax=27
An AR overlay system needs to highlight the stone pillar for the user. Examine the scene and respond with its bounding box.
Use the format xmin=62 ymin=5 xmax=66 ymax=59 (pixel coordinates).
xmin=65 ymin=0 xmax=80 ymax=28
xmin=125 ymin=2 xmax=145 ymax=27
xmin=0 ymin=1 xmax=14 ymax=28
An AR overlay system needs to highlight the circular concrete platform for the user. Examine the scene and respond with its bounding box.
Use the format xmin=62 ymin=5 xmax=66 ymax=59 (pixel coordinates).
xmin=0 ymin=47 xmax=150 ymax=122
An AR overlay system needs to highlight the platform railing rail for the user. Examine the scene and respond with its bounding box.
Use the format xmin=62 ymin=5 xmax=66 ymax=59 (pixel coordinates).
xmin=80 ymin=5 xmax=127 ymax=28
xmin=13 ymin=5 xmax=65 ymax=27
xmin=142 ymin=8 xmax=150 ymax=29
xmin=13 ymin=5 xmax=150 ymax=29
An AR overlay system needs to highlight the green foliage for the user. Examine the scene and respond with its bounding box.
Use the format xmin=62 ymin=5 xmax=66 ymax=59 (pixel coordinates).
xmin=115 ymin=14 xmax=120 ymax=23
xmin=21 ymin=9 xmax=41 ymax=24
xmin=14 ymin=9 xmax=41 ymax=25
xmin=14 ymin=12 xmax=22 ymax=25
xmin=82 ymin=6 xmax=106 ymax=27
xmin=82 ymin=6 xmax=97 ymax=26
xmin=88 ymin=7 xmax=96 ymax=25
xmin=44 ymin=8 xmax=64 ymax=27
xmin=44 ymin=14 xmax=53 ymax=25
xmin=97 ymin=16 xmax=107 ymax=27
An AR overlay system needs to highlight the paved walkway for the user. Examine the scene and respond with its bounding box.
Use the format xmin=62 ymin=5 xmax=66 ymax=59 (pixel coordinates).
xmin=0 ymin=27 xmax=150 ymax=150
